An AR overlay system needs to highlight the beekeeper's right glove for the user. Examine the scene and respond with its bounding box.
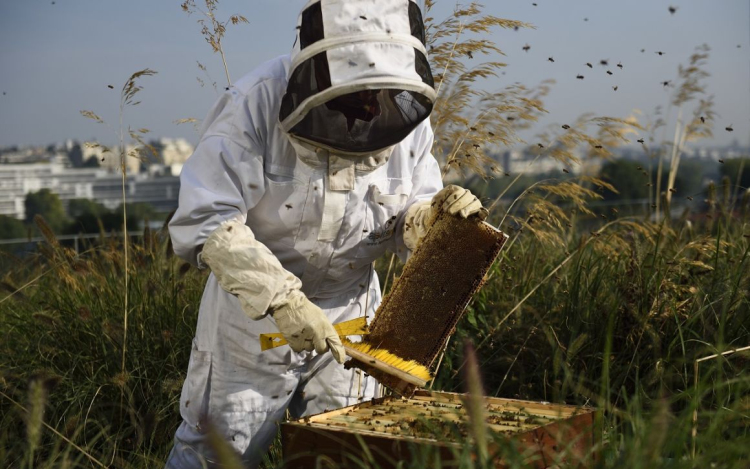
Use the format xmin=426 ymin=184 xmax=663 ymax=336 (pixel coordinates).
xmin=270 ymin=290 xmax=345 ymax=364
xmin=200 ymin=218 xmax=345 ymax=363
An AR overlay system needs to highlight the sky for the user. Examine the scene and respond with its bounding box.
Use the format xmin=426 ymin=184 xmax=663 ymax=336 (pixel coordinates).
xmin=0 ymin=0 xmax=748 ymax=149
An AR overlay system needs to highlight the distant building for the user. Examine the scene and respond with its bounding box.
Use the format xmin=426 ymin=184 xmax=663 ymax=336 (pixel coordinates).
xmin=0 ymin=160 xmax=180 ymax=220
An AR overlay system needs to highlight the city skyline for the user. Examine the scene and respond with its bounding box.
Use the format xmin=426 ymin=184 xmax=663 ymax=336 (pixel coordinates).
xmin=0 ymin=0 xmax=748 ymax=150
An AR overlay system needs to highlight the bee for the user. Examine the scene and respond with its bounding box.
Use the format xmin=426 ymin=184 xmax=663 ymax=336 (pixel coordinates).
xmin=668 ymin=6 xmax=677 ymax=14
xmin=522 ymin=44 xmax=531 ymax=52
xmin=646 ymin=183 xmax=653 ymax=187
xmin=595 ymin=145 xmax=603 ymax=149
xmin=285 ymin=204 xmax=293 ymax=209
xmin=637 ymin=138 xmax=645 ymax=144
xmin=562 ymin=124 xmax=571 ymax=129
xmin=576 ymin=75 xmax=585 ymax=80
xmin=359 ymin=15 xmax=368 ymax=20
xmin=687 ymin=196 xmax=694 ymax=201
xmin=611 ymin=208 xmax=619 ymax=214
xmin=656 ymin=51 xmax=666 ymax=56
xmin=538 ymin=143 xmax=544 ymax=148
xmin=641 ymin=48 xmax=646 ymax=53
xmin=584 ymin=17 xmax=588 ymax=22
xmin=669 ymin=188 xmax=677 ymax=193
xmin=548 ymin=57 xmax=555 ymax=62
xmin=470 ymin=127 xmax=477 ymax=131
xmin=504 ymin=172 xmax=511 ymax=177
xmin=410 ymin=150 xmax=415 ymax=157
xmin=562 ymin=168 xmax=569 ymax=173
xmin=725 ymin=125 xmax=734 ymax=132
xmin=700 ymin=116 xmax=705 ymax=123
xmin=488 ymin=132 xmax=495 ymax=136
xmin=599 ymin=59 xmax=608 ymax=66
xmin=467 ymin=50 xmax=473 ymax=59
xmin=617 ymin=62 xmax=623 ymax=69
xmin=719 ymin=159 xmax=725 ymax=164
xmin=662 ymin=80 xmax=671 ymax=87
xmin=107 ymin=85 xmax=114 ymax=89
xmin=613 ymin=85 xmax=619 ymax=91
xmin=507 ymin=116 xmax=516 ymax=121
xmin=637 ymin=166 xmax=643 ymax=170
xmin=532 ymin=2 xmax=538 ymax=6
xmin=586 ymin=62 xmax=593 ymax=68
xmin=606 ymin=70 xmax=613 ymax=75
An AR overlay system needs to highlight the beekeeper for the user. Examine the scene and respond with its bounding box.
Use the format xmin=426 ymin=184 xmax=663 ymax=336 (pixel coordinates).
xmin=165 ymin=0 xmax=487 ymax=467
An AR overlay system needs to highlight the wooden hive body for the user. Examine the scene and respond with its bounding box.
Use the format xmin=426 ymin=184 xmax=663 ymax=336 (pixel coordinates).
xmin=348 ymin=212 xmax=508 ymax=394
xmin=282 ymin=391 xmax=600 ymax=468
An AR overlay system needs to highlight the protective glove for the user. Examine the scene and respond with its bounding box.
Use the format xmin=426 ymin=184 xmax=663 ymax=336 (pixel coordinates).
xmin=430 ymin=185 xmax=489 ymax=220
xmin=271 ymin=290 xmax=346 ymax=364
xmin=403 ymin=185 xmax=488 ymax=251
xmin=201 ymin=219 xmax=346 ymax=364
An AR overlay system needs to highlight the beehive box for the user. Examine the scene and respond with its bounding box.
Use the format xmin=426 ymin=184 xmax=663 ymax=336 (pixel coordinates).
xmin=282 ymin=391 xmax=599 ymax=468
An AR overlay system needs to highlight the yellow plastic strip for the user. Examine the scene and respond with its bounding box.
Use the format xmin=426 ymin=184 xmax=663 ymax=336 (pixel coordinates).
xmin=259 ymin=317 xmax=368 ymax=351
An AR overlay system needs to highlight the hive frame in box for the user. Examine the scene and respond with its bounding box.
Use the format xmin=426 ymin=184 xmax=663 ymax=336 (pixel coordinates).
xmin=282 ymin=390 xmax=600 ymax=468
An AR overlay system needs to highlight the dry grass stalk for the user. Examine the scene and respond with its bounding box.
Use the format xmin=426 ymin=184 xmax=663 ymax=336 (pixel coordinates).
xmin=181 ymin=0 xmax=248 ymax=87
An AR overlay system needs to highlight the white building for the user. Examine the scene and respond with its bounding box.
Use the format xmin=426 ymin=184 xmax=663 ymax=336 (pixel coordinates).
xmin=0 ymin=160 xmax=181 ymax=220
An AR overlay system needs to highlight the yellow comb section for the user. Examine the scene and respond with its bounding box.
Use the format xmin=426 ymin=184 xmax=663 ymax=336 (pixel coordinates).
xmin=343 ymin=339 xmax=433 ymax=383
xmin=259 ymin=317 xmax=368 ymax=351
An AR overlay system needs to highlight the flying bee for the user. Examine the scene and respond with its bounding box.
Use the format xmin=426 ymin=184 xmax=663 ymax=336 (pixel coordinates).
xmin=617 ymin=62 xmax=623 ymax=69
xmin=586 ymin=62 xmax=593 ymax=68
xmin=637 ymin=138 xmax=645 ymax=144
xmin=669 ymin=188 xmax=676 ymax=193
xmin=656 ymin=51 xmax=665 ymax=56
xmin=548 ymin=57 xmax=555 ymax=62
xmin=700 ymin=116 xmax=705 ymax=123
xmin=576 ymin=75 xmax=585 ymax=80
xmin=599 ymin=59 xmax=608 ymax=66
xmin=285 ymin=204 xmax=293 ymax=209
xmin=595 ymin=145 xmax=603 ymax=149
xmin=562 ymin=168 xmax=569 ymax=173
xmin=522 ymin=44 xmax=531 ymax=52
xmin=687 ymin=196 xmax=693 ymax=201
xmin=467 ymin=50 xmax=473 ymax=59
xmin=613 ymin=85 xmax=619 ymax=91
xmin=668 ymin=6 xmax=677 ymax=14
xmin=562 ymin=124 xmax=571 ymax=129
xmin=537 ymin=143 xmax=544 ymax=148
xmin=606 ymin=70 xmax=613 ymax=75
xmin=662 ymin=80 xmax=671 ymax=87
xmin=719 ymin=159 xmax=725 ymax=164
xmin=725 ymin=125 xmax=734 ymax=132
xmin=107 ymin=85 xmax=114 ymax=89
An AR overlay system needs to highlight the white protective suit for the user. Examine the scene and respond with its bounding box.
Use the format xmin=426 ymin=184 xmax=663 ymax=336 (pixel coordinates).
xmin=165 ymin=1 xmax=442 ymax=467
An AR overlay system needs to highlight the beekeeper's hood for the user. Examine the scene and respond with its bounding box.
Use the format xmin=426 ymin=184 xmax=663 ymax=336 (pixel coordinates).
xmin=279 ymin=0 xmax=436 ymax=157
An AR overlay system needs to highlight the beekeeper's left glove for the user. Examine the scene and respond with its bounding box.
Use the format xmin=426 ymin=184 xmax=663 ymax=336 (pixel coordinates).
xmin=403 ymin=185 xmax=488 ymax=250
